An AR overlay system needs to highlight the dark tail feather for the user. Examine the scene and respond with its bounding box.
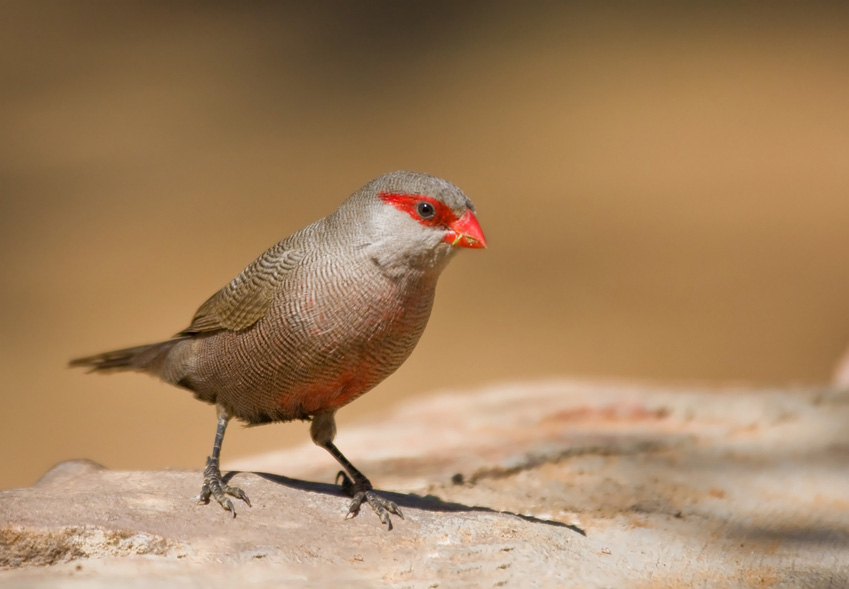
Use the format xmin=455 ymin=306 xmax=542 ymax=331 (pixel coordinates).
xmin=69 ymin=340 xmax=182 ymax=373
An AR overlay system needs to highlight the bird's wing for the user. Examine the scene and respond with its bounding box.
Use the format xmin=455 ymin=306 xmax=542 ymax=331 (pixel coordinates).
xmin=178 ymin=242 xmax=301 ymax=335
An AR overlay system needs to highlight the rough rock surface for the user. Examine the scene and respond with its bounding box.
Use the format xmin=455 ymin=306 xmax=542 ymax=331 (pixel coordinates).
xmin=2 ymin=381 xmax=848 ymax=588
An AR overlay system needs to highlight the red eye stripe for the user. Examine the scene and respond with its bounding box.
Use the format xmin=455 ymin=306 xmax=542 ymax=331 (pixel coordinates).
xmin=377 ymin=192 xmax=459 ymax=228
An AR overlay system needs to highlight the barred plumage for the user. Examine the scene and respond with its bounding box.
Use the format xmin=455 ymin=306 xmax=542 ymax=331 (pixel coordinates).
xmin=70 ymin=170 xmax=486 ymax=530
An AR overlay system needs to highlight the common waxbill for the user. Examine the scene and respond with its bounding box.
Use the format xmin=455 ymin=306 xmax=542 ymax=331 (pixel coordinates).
xmin=70 ymin=170 xmax=486 ymax=530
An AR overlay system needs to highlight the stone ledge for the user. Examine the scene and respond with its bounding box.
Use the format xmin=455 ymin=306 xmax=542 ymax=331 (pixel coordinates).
xmin=2 ymin=380 xmax=848 ymax=587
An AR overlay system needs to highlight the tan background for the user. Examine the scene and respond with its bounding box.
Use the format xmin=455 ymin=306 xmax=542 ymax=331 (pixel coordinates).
xmin=2 ymin=2 xmax=848 ymax=491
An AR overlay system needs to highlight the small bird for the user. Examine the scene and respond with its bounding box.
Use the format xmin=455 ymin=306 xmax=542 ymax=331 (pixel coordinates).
xmin=70 ymin=170 xmax=486 ymax=530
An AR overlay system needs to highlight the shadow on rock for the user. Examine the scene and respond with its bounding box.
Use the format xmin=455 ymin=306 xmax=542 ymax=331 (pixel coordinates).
xmin=242 ymin=471 xmax=586 ymax=536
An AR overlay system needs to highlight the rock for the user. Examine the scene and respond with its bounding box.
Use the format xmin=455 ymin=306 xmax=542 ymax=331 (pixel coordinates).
xmin=2 ymin=380 xmax=848 ymax=587
xmin=833 ymin=345 xmax=849 ymax=389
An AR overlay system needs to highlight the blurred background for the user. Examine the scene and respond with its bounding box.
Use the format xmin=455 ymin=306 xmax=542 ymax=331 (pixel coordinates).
xmin=2 ymin=1 xmax=848 ymax=490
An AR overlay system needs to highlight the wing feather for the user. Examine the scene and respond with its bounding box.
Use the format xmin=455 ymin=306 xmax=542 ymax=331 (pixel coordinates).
xmin=178 ymin=242 xmax=300 ymax=335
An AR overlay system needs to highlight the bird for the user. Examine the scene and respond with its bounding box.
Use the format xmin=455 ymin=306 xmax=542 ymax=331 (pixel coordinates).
xmin=69 ymin=170 xmax=486 ymax=530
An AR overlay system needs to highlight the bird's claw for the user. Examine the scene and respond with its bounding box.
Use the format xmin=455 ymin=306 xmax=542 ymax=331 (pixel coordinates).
xmin=199 ymin=456 xmax=251 ymax=517
xmin=336 ymin=470 xmax=403 ymax=531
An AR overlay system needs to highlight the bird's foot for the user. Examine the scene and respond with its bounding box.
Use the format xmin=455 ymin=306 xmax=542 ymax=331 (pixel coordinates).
xmin=336 ymin=471 xmax=403 ymax=531
xmin=198 ymin=456 xmax=251 ymax=517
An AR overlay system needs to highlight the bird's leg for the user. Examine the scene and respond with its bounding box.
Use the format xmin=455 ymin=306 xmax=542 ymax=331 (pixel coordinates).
xmin=198 ymin=406 xmax=251 ymax=517
xmin=310 ymin=412 xmax=403 ymax=530
xmin=325 ymin=441 xmax=404 ymax=531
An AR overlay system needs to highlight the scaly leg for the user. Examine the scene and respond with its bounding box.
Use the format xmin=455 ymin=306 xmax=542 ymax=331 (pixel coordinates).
xmin=311 ymin=412 xmax=403 ymax=530
xmin=198 ymin=406 xmax=251 ymax=517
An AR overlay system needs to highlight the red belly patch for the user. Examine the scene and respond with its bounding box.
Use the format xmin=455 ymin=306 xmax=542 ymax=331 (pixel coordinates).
xmin=280 ymin=364 xmax=376 ymax=415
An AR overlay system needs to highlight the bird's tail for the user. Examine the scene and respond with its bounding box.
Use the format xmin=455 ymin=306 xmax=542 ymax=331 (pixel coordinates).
xmin=69 ymin=340 xmax=183 ymax=373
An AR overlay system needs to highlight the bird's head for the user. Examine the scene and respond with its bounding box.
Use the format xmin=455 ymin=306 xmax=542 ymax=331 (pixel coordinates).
xmin=325 ymin=171 xmax=485 ymax=277
xmin=346 ymin=171 xmax=486 ymax=274
xmin=357 ymin=171 xmax=486 ymax=274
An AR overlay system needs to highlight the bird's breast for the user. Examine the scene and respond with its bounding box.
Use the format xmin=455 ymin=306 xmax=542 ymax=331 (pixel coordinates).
xmin=272 ymin=276 xmax=435 ymax=414
xmin=192 ymin=267 xmax=438 ymax=423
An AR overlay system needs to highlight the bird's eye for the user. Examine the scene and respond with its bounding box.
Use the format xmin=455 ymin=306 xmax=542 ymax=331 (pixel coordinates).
xmin=416 ymin=201 xmax=435 ymax=219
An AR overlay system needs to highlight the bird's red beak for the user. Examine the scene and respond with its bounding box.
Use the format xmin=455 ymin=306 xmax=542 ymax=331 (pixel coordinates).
xmin=444 ymin=210 xmax=487 ymax=249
